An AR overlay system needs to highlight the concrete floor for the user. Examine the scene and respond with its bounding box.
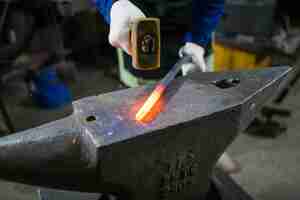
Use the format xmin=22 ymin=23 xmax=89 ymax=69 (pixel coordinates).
xmin=0 ymin=56 xmax=299 ymax=200
xmin=230 ymin=68 xmax=300 ymax=200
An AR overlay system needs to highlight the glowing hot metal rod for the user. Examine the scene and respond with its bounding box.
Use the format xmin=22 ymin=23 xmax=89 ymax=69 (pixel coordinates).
xmin=136 ymin=56 xmax=193 ymax=122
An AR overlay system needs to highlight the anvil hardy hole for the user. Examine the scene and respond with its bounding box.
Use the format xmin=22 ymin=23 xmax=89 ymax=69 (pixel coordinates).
xmin=213 ymin=78 xmax=240 ymax=89
xmin=86 ymin=115 xmax=97 ymax=122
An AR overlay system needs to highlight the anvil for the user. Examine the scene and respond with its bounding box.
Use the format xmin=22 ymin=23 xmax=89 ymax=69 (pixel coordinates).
xmin=0 ymin=67 xmax=292 ymax=200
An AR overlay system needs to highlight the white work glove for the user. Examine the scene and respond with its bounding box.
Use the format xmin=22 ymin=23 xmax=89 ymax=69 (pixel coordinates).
xmin=109 ymin=0 xmax=146 ymax=55
xmin=179 ymin=42 xmax=208 ymax=76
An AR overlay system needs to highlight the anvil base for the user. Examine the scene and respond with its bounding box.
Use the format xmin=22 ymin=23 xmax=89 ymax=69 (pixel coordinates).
xmin=38 ymin=169 xmax=253 ymax=200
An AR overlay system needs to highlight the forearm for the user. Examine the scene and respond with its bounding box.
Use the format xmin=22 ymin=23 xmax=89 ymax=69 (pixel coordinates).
xmin=186 ymin=0 xmax=224 ymax=48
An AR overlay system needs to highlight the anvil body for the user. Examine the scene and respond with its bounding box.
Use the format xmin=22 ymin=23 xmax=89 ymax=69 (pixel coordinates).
xmin=0 ymin=67 xmax=292 ymax=200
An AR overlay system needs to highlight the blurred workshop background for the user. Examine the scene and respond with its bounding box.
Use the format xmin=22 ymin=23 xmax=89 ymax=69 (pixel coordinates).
xmin=0 ymin=0 xmax=299 ymax=200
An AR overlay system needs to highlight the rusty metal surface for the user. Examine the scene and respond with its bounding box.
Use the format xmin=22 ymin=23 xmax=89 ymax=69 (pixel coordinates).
xmin=0 ymin=67 xmax=292 ymax=200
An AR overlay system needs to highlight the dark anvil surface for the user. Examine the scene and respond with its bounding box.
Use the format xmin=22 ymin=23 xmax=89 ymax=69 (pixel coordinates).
xmin=74 ymin=67 xmax=291 ymax=148
xmin=0 ymin=66 xmax=292 ymax=200
xmin=70 ymin=67 xmax=291 ymax=199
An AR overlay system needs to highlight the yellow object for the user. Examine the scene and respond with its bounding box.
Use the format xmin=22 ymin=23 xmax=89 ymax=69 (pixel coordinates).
xmin=213 ymin=42 xmax=272 ymax=71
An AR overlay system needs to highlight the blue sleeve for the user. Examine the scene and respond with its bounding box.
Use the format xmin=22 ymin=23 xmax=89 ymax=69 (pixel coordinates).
xmin=185 ymin=0 xmax=224 ymax=48
xmin=90 ymin=0 xmax=114 ymax=23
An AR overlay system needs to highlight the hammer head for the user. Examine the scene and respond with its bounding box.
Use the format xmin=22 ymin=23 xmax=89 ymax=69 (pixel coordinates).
xmin=131 ymin=18 xmax=161 ymax=70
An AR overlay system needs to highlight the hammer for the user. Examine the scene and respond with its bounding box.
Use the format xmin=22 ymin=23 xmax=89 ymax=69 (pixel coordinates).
xmin=131 ymin=18 xmax=194 ymax=122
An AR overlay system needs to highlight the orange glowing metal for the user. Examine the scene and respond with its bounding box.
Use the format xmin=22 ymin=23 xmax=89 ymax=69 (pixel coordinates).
xmin=136 ymin=84 xmax=166 ymax=122
xmin=135 ymin=56 xmax=193 ymax=122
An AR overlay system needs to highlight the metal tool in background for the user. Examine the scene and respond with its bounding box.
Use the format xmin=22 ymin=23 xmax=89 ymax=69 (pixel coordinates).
xmin=246 ymin=106 xmax=291 ymax=138
xmin=0 ymin=66 xmax=291 ymax=200
xmin=131 ymin=17 xmax=160 ymax=70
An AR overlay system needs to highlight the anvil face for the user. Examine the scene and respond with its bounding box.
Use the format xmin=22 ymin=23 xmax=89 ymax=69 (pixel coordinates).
xmin=74 ymin=67 xmax=291 ymax=147
xmin=0 ymin=67 xmax=292 ymax=200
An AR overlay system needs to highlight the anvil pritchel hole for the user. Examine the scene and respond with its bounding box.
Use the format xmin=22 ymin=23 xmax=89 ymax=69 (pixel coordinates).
xmin=213 ymin=78 xmax=240 ymax=89
xmin=86 ymin=115 xmax=97 ymax=123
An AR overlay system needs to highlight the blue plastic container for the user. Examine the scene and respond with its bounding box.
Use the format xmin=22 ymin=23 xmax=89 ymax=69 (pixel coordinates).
xmin=31 ymin=67 xmax=72 ymax=109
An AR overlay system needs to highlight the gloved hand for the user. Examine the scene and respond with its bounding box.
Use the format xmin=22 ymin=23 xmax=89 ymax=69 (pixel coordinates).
xmin=179 ymin=42 xmax=208 ymax=76
xmin=109 ymin=0 xmax=146 ymax=55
